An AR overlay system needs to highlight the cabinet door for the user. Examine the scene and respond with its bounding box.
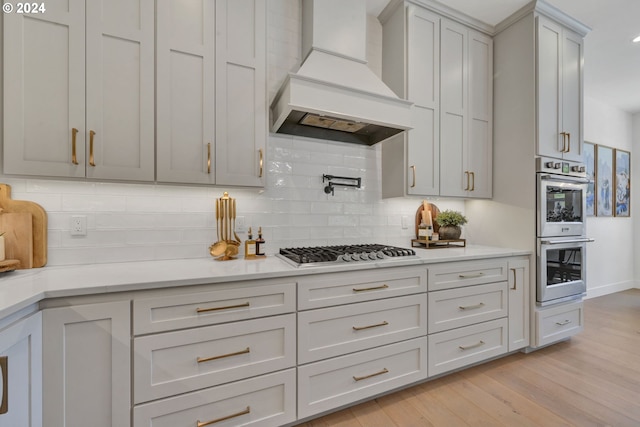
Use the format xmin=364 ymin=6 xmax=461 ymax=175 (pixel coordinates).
xmin=560 ymin=29 xmax=583 ymax=162
xmin=156 ymin=0 xmax=216 ymax=184
xmin=3 ymin=1 xmax=86 ymax=178
xmin=467 ymin=30 xmax=493 ymax=198
xmin=439 ymin=19 xmax=467 ymax=197
xmin=85 ymin=0 xmax=155 ymax=181
xmin=406 ymin=7 xmax=439 ymax=196
xmin=537 ymin=16 xmax=563 ymax=159
xmin=215 ymin=0 xmax=266 ymax=187
xmin=42 ymin=301 xmax=130 ymax=427
xmin=0 ymin=312 xmax=42 ymax=427
xmin=508 ymin=257 xmax=530 ymax=351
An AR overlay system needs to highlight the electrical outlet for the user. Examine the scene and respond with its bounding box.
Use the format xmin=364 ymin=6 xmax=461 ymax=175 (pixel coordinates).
xmin=70 ymin=215 xmax=87 ymax=236
xmin=401 ymin=215 xmax=409 ymax=229
xmin=235 ymin=216 xmax=246 ymax=232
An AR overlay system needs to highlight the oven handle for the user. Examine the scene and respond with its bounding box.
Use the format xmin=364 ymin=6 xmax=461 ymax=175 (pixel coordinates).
xmin=540 ymin=238 xmax=595 ymax=245
xmin=540 ymin=174 xmax=590 ymax=184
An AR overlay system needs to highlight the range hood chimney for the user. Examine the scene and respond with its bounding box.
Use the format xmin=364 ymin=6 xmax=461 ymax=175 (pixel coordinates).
xmin=270 ymin=0 xmax=412 ymax=145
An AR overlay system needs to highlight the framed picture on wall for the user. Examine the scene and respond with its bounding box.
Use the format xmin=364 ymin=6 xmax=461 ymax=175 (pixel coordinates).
xmin=614 ymin=149 xmax=630 ymax=217
xmin=584 ymin=141 xmax=596 ymax=216
xmin=596 ymin=144 xmax=614 ymax=217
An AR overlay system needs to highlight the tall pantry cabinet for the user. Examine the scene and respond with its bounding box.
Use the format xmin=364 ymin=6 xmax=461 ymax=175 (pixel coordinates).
xmin=156 ymin=0 xmax=266 ymax=186
xmin=3 ymin=0 xmax=155 ymax=181
xmin=380 ymin=1 xmax=493 ymax=199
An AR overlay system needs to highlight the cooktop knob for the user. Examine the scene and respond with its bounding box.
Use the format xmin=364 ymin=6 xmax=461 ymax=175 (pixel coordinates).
xmin=579 ymin=166 xmax=586 ymax=172
xmin=368 ymin=252 xmax=378 ymax=260
xmin=571 ymin=165 xmax=580 ymax=172
xmin=545 ymin=161 xmax=555 ymax=168
xmin=554 ymin=162 xmax=561 ymax=169
xmin=376 ymin=251 xmax=385 ymax=259
xmin=360 ymin=253 xmax=370 ymax=260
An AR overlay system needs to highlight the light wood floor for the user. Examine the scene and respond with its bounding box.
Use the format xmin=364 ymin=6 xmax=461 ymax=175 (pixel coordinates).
xmin=295 ymin=289 xmax=640 ymax=427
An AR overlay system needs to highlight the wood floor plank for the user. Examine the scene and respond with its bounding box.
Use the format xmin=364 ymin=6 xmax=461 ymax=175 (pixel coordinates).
xmin=293 ymin=290 xmax=640 ymax=427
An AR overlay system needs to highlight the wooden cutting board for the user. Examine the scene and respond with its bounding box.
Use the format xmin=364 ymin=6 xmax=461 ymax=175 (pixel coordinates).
xmin=0 ymin=212 xmax=33 ymax=269
xmin=0 ymin=184 xmax=47 ymax=267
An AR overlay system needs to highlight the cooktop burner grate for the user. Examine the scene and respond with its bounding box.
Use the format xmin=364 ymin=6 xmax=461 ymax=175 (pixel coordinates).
xmin=277 ymin=244 xmax=416 ymax=267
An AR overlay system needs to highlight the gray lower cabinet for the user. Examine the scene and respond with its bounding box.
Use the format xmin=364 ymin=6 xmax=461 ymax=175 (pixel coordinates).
xmin=31 ymin=255 xmax=534 ymax=426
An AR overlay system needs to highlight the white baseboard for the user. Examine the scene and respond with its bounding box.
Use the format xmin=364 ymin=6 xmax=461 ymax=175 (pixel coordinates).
xmin=586 ymin=280 xmax=637 ymax=299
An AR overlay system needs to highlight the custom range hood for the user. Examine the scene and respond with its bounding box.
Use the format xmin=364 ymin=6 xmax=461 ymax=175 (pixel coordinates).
xmin=270 ymin=0 xmax=412 ymax=145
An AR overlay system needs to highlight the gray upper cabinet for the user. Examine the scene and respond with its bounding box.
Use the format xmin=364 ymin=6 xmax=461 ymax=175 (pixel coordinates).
xmin=380 ymin=2 xmax=492 ymax=199
xmin=3 ymin=0 xmax=155 ymax=181
xmin=156 ymin=0 xmax=266 ymax=187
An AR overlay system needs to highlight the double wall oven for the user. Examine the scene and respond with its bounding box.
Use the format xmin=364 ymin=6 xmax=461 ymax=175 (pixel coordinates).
xmin=536 ymin=158 xmax=593 ymax=306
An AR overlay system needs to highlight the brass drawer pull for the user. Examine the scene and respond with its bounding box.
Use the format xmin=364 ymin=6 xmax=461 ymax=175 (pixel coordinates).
xmin=458 ymin=272 xmax=484 ymax=279
xmin=89 ymin=130 xmax=96 ymax=166
xmin=459 ymin=340 xmax=485 ymax=350
xmin=71 ymin=127 xmax=79 ymax=165
xmin=353 ymin=368 xmax=389 ymax=382
xmin=0 ymin=356 xmax=7 ymax=415
xmin=555 ymin=319 xmax=572 ymax=326
xmin=352 ymin=320 xmax=388 ymax=331
xmin=510 ymin=268 xmax=517 ymax=290
xmin=197 ymin=347 xmax=250 ymax=364
xmin=207 ymin=143 xmax=211 ymax=174
xmin=197 ymin=406 xmax=250 ymax=427
xmin=458 ymin=302 xmax=485 ymax=310
xmin=470 ymin=171 xmax=475 ymax=191
xmin=196 ymin=302 xmax=250 ymax=313
xmin=353 ymin=284 xmax=389 ymax=292
xmin=410 ymin=165 xmax=416 ymax=188
xmin=258 ymin=148 xmax=264 ymax=178
xmin=464 ymin=171 xmax=470 ymax=190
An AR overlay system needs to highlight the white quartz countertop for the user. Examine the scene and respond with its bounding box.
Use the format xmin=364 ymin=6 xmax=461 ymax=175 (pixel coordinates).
xmin=0 ymin=244 xmax=530 ymax=319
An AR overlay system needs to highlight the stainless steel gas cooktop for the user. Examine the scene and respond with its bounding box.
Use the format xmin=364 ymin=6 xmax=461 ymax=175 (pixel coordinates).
xmin=277 ymin=244 xmax=416 ymax=268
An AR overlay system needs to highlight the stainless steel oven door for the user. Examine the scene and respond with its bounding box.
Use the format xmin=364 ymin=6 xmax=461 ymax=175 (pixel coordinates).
xmin=537 ymin=174 xmax=588 ymax=237
xmin=537 ymin=237 xmax=593 ymax=306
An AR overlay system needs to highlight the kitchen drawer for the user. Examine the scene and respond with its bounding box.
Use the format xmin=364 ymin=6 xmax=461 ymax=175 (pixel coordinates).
xmin=298 ymin=337 xmax=428 ymax=419
xmin=298 ymin=294 xmax=427 ymax=364
xmin=535 ymin=300 xmax=584 ymax=347
xmin=133 ymin=282 xmax=295 ymax=334
xmin=298 ymin=266 xmax=427 ymax=310
xmin=133 ymin=369 xmax=296 ymax=427
xmin=428 ymin=318 xmax=508 ymax=376
xmin=428 ymin=259 xmax=508 ymax=291
xmin=429 ymin=282 xmax=508 ymax=333
xmin=133 ymin=314 xmax=295 ymax=404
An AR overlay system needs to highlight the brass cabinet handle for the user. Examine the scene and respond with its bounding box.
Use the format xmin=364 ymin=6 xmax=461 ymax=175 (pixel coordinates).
xmin=89 ymin=130 xmax=96 ymax=166
xmin=566 ymin=132 xmax=571 ymax=153
xmin=352 ymin=320 xmax=388 ymax=331
xmin=464 ymin=171 xmax=470 ymax=191
xmin=410 ymin=165 xmax=416 ymax=188
xmin=71 ymin=128 xmax=79 ymax=165
xmin=353 ymin=368 xmax=389 ymax=382
xmin=470 ymin=171 xmax=475 ymax=191
xmin=196 ymin=302 xmax=250 ymax=313
xmin=555 ymin=319 xmax=572 ymax=326
xmin=458 ymin=302 xmax=485 ymax=310
xmin=560 ymin=132 xmax=566 ymax=152
xmin=197 ymin=406 xmax=250 ymax=427
xmin=207 ymin=143 xmax=211 ymax=174
xmin=0 ymin=356 xmax=7 ymax=415
xmin=197 ymin=347 xmax=250 ymax=364
xmin=458 ymin=272 xmax=484 ymax=279
xmin=510 ymin=268 xmax=517 ymax=290
xmin=459 ymin=340 xmax=485 ymax=350
xmin=258 ymin=149 xmax=264 ymax=178
xmin=353 ymin=284 xmax=389 ymax=292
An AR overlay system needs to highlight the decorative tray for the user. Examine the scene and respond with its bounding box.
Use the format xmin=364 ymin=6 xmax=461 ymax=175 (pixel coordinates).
xmin=411 ymin=239 xmax=466 ymax=249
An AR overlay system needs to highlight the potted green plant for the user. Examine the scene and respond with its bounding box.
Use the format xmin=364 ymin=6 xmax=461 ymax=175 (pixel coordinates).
xmin=435 ymin=210 xmax=467 ymax=240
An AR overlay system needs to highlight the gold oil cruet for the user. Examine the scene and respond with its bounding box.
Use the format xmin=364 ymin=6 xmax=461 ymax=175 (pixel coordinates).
xmin=209 ymin=192 xmax=240 ymax=260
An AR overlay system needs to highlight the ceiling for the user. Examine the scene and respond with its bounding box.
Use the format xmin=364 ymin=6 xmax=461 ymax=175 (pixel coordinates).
xmin=368 ymin=0 xmax=640 ymax=114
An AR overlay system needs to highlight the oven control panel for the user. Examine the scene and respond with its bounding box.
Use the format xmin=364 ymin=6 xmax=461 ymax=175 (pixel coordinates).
xmin=536 ymin=157 xmax=587 ymax=178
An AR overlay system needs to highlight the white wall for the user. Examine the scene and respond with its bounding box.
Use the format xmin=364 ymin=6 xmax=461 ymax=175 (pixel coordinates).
xmin=634 ymin=112 xmax=640 ymax=289
xmin=583 ymin=96 xmax=636 ymax=296
xmin=0 ymin=1 xmax=463 ymax=266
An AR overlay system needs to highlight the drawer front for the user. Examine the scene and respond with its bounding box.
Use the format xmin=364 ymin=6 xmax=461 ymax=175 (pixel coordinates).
xmin=429 ymin=282 xmax=508 ymax=333
xmin=134 ymin=314 xmax=295 ymax=404
xmin=428 ymin=318 xmax=508 ymax=376
xmin=298 ymin=294 xmax=428 ymax=364
xmin=298 ymin=338 xmax=428 ymax=419
xmin=133 ymin=369 xmax=296 ymax=427
xmin=536 ymin=300 xmax=584 ymax=347
xmin=133 ymin=282 xmax=296 ymax=334
xmin=428 ymin=259 xmax=508 ymax=291
xmin=298 ymin=266 xmax=427 ymax=310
